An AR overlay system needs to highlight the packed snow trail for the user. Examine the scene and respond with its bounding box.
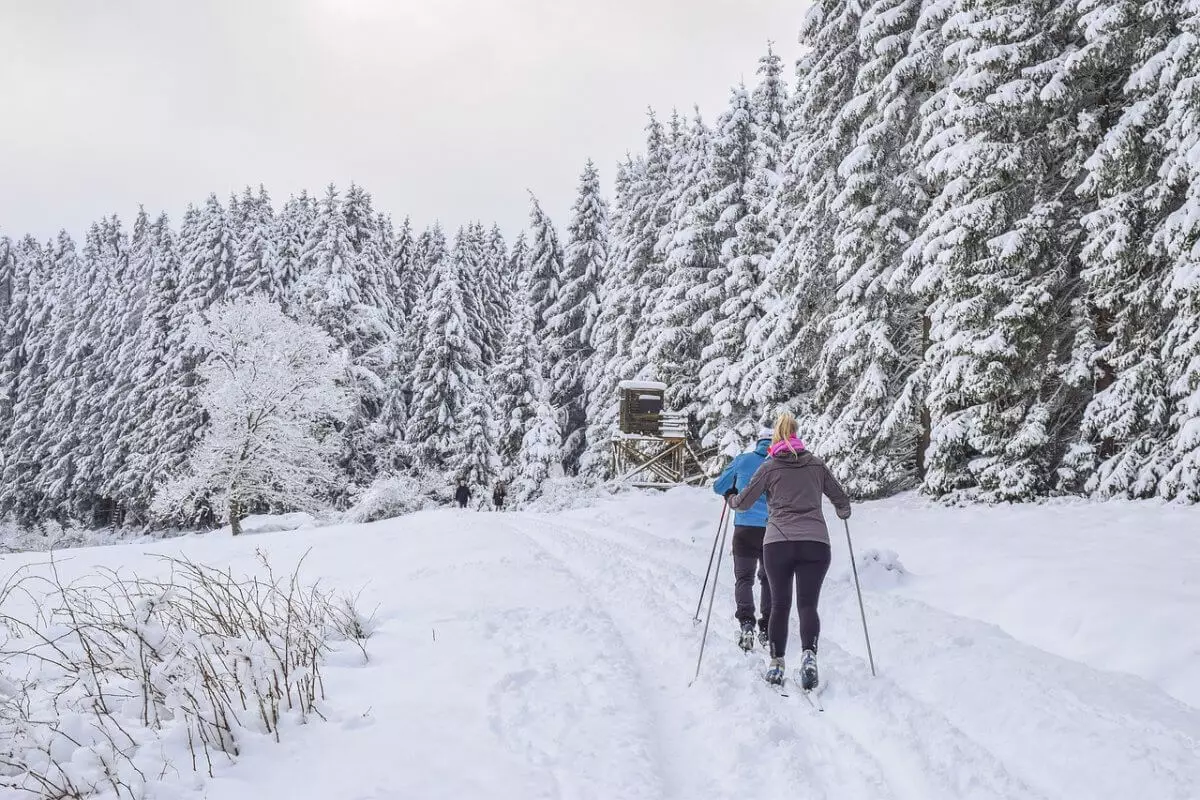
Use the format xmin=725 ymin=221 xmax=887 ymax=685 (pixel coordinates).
xmin=3 ymin=490 xmax=1199 ymax=800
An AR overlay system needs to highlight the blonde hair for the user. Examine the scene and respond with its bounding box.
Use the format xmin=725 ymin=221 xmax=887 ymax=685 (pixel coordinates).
xmin=773 ymin=412 xmax=799 ymax=453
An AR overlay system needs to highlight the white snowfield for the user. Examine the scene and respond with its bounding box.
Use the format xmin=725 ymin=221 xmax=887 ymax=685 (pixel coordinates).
xmin=3 ymin=488 xmax=1199 ymax=800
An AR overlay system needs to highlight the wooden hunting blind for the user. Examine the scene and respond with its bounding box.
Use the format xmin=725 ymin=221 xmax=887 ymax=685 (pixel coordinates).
xmin=611 ymin=381 xmax=717 ymax=488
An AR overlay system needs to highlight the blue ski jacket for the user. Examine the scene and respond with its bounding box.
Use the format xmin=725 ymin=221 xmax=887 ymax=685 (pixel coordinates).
xmin=712 ymin=439 xmax=771 ymax=528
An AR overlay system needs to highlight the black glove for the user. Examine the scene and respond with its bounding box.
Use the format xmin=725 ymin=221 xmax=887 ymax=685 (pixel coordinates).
xmin=837 ymin=507 xmax=851 ymax=520
xmin=723 ymin=481 xmax=738 ymax=498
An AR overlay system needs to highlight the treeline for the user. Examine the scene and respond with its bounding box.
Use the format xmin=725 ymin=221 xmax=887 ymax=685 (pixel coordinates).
xmin=0 ymin=183 xmax=601 ymax=528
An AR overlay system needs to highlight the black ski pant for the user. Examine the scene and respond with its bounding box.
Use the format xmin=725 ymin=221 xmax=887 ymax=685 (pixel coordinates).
xmin=731 ymin=526 xmax=770 ymax=632
xmin=764 ymin=540 xmax=831 ymax=659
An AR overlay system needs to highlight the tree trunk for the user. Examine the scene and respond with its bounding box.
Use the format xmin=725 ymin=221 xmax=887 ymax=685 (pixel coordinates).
xmin=230 ymin=498 xmax=242 ymax=536
xmin=916 ymin=312 xmax=932 ymax=479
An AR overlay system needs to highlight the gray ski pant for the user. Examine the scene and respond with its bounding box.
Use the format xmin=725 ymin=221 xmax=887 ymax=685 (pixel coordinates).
xmin=732 ymin=525 xmax=771 ymax=631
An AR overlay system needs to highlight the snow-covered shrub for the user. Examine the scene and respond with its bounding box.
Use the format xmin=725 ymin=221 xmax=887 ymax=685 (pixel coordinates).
xmin=343 ymin=473 xmax=448 ymax=523
xmin=0 ymin=517 xmax=104 ymax=553
xmin=0 ymin=552 xmax=369 ymax=798
xmin=521 ymin=477 xmax=622 ymax=512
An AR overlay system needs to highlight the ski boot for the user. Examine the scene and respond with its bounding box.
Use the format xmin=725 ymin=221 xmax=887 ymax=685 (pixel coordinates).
xmin=800 ymin=649 xmax=819 ymax=691
xmin=738 ymin=622 xmax=756 ymax=652
xmin=765 ymin=657 xmax=785 ymax=686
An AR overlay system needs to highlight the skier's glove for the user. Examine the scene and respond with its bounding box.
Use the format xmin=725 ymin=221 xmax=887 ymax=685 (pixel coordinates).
xmin=837 ymin=507 xmax=851 ymax=520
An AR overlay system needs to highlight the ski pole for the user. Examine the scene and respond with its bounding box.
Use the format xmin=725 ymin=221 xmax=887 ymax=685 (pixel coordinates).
xmin=692 ymin=503 xmax=728 ymax=625
xmin=843 ymin=519 xmax=877 ymax=677
xmin=690 ymin=506 xmax=731 ymax=686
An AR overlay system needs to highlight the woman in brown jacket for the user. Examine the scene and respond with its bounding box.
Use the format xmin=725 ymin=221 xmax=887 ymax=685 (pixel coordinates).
xmin=728 ymin=412 xmax=851 ymax=690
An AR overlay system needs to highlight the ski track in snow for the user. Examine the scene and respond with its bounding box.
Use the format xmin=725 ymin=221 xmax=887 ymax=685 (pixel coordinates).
xmin=516 ymin=514 xmax=1044 ymax=800
xmin=5 ymin=497 xmax=1200 ymax=800
xmin=513 ymin=505 xmax=1200 ymax=800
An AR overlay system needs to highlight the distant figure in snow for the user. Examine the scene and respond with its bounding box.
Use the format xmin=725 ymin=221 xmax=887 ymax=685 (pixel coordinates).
xmin=728 ymin=412 xmax=851 ymax=691
xmin=713 ymin=427 xmax=775 ymax=651
xmin=455 ymin=480 xmax=471 ymax=509
xmin=493 ymin=481 xmax=507 ymax=511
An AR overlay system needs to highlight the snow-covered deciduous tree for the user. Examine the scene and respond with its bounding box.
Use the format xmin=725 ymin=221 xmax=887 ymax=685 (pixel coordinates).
xmin=151 ymin=296 xmax=351 ymax=534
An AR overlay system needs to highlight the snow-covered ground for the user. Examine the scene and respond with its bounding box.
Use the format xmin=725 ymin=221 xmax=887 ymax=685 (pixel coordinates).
xmin=2 ymin=488 xmax=1198 ymax=799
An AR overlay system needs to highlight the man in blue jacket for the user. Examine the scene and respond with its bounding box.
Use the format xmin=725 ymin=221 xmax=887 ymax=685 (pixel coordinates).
xmin=712 ymin=427 xmax=773 ymax=650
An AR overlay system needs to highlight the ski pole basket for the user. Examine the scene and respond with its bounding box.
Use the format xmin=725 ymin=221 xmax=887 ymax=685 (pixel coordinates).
xmin=611 ymin=381 xmax=717 ymax=489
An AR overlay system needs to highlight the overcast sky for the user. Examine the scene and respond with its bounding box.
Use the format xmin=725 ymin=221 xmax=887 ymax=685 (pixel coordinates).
xmin=1 ymin=0 xmax=807 ymax=243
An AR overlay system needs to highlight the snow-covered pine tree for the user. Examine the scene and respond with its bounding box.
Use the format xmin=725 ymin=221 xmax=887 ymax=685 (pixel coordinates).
xmin=99 ymin=209 xmax=159 ymax=518
xmin=1064 ymin=0 xmax=1181 ymax=498
xmin=106 ymin=215 xmax=193 ymax=521
xmin=150 ymin=296 xmax=351 ymax=533
xmin=180 ymin=194 xmax=237 ymax=310
xmin=617 ymin=112 xmax=674 ymax=383
xmin=548 ymin=159 xmax=609 ymax=473
xmin=404 ymin=249 xmax=481 ymax=467
xmin=453 ymin=223 xmax=494 ymax=366
xmin=415 ymin=223 xmax=449 ymax=308
xmin=741 ymin=0 xmax=865 ymax=423
xmin=376 ymin=214 xmax=416 ymax=468
xmin=388 ymin=216 xmax=418 ymax=320
xmin=21 ymin=232 xmax=88 ymax=523
xmin=695 ymin=83 xmax=761 ymax=453
xmin=0 ymin=237 xmax=50 ymax=525
xmin=67 ymin=217 xmax=130 ymax=523
xmin=506 ymin=230 xmax=529 ymax=298
xmin=526 ymin=194 xmax=565 ymax=333
xmin=580 ymin=157 xmax=636 ymax=477
xmin=628 ymin=111 xmax=685 ymax=378
xmin=343 ymin=183 xmax=396 ymax=328
xmin=492 ymin=271 xmax=542 ymax=468
xmin=274 ymin=191 xmax=316 ymax=311
xmin=807 ymin=0 xmax=929 ymax=497
xmin=482 ymin=224 xmax=511 ymax=355
xmin=581 ymin=115 xmax=675 ymax=477
xmin=753 ymin=43 xmax=789 ymax=165
xmin=458 ymin=381 xmax=498 ymax=488
xmin=513 ymin=375 xmax=563 ymax=505
xmin=0 ymin=234 xmax=15 ymax=478
xmin=643 ymin=110 xmax=719 ymax=416
xmin=230 ymin=185 xmax=278 ymax=298
xmin=903 ymin=0 xmax=1092 ymax=500
xmin=298 ymin=185 xmax=396 ymax=488
xmin=0 ymin=236 xmax=32 ymax=469
xmin=1154 ymin=0 xmax=1200 ymax=501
